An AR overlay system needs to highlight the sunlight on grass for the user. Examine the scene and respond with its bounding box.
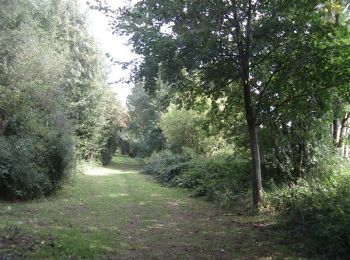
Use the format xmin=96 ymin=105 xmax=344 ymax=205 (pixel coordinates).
xmin=139 ymin=201 xmax=147 ymax=205
xmin=0 ymin=155 xmax=299 ymax=259
xmin=167 ymin=202 xmax=179 ymax=206
xmin=150 ymin=224 xmax=164 ymax=229
xmin=150 ymin=194 xmax=162 ymax=197
xmin=84 ymin=167 xmax=131 ymax=176
xmin=108 ymin=193 xmax=129 ymax=198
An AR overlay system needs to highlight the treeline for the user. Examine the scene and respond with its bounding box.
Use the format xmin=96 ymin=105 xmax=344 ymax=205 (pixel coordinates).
xmin=100 ymin=0 xmax=350 ymax=257
xmin=0 ymin=0 xmax=127 ymax=200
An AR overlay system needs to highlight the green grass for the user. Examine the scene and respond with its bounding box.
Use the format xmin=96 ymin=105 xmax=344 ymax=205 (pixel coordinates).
xmin=0 ymin=155 xmax=299 ymax=259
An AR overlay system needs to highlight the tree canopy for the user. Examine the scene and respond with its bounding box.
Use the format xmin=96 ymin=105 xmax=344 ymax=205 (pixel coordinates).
xmin=96 ymin=0 xmax=350 ymax=206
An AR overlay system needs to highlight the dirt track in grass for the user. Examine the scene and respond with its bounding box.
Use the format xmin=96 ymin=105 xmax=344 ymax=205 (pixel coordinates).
xmin=0 ymin=155 xmax=299 ymax=259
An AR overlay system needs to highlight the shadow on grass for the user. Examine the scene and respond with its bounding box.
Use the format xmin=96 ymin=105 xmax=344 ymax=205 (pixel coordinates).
xmin=0 ymin=154 xmax=305 ymax=259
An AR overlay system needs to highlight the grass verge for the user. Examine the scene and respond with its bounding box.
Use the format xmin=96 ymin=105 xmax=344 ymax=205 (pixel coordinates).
xmin=0 ymin=155 xmax=300 ymax=259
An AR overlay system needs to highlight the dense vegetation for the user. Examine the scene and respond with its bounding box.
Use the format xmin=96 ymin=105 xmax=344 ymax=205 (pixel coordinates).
xmin=1 ymin=0 xmax=350 ymax=258
xmin=0 ymin=0 xmax=127 ymax=199
xmin=91 ymin=0 xmax=350 ymax=257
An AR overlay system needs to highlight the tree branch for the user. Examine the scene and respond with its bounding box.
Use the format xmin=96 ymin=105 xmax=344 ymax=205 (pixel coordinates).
xmin=255 ymin=54 xmax=302 ymax=114
xmin=256 ymin=82 xmax=349 ymax=126
xmin=273 ymin=85 xmax=338 ymax=111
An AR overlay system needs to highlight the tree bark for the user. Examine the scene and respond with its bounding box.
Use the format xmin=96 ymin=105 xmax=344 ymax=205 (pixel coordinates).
xmin=333 ymin=119 xmax=341 ymax=145
xmin=233 ymin=0 xmax=263 ymax=207
xmin=333 ymin=113 xmax=350 ymax=157
xmin=243 ymin=81 xmax=264 ymax=207
xmin=339 ymin=114 xmax=349 ymax=148
xmin=236 ymin=25 xmax=264 ymax=205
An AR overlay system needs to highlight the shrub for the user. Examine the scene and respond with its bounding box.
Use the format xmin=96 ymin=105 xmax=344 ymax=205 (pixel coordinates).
xmin=175 ymin=156 xmax=250 ymax=206
xmin=0 ymin=109 xmax=75 ymax=200
xmin=269 ymin=171 xmax=350 ymax=258
xmin=0 ymin=136 xmax=48 ymax=199
xmin=101 ymin=136 xmax=118 ymax=166
xmin=143 ymin=150 xmax=251 ymax=207
xmin=143 ymin=149 xmax=194 ymax=183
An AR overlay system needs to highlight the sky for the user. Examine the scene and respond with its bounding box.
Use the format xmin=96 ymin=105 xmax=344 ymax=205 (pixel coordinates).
xmin=80 ymin=0 xmax=137 ymax=107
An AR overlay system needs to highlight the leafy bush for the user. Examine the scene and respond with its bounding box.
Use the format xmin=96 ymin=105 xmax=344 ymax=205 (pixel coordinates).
xmin=175 ymin=156 xmax=250 ymax=206
xmin=144 ymin=150 xmax=251 ymax=207
xmin=269 ymin=171 xmax=350 ymax=258
xmin=143 ymin=149 xmax=194 ymax=183
xmin=128 ymin=128 xmax=166 ymax=158
xmin=160 ymin=107 xmax=209 ymax=154
xmin=101 ymin=136 xmax=118 ymax=166
xmin=0 ymin=108 xmax=75 ymax=200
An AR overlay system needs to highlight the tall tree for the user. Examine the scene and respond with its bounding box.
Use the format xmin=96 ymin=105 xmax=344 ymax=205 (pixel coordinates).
xmin=47 ymin=0 xmax=125 ymax=163
xmin=323 ymin=0 xmax=350 ymax=156
xmin=99 ymin=0 xmax=350 ymax=206
xmin=126 ymin=82 xmax=166 ymax=157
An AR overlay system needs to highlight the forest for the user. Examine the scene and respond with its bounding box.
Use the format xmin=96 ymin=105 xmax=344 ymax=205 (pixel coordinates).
xmin=1 ymin=0 xmax=350 ymax=259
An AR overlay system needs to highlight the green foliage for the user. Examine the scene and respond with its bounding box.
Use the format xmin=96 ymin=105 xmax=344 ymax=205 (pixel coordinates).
xmin=260 ymin=121 xmax=337 ymax=182
xmin=160 ymin=106 xmax=212 ymax=154
xmin=269 ymin=161 xmax=350 ymax=258
xmin=98 ymin=94 xmax=128 ymax=165
xmin=143 ymin=149 xmax=194 ymax=183
xmin=143 ymin=149 xmax=250 ymax=207
xmin=126 ymin=82 xmax=166 ymax=158
xmin=128 ymin=127 xmax=165 ymax=158
xmin=0 ymin=155 xmax=299 ymax=259
xmin=55 ymin=1 xmax=125 ymax=163
xmin=0 ymin=0 xmax=125 ymax=199
xmin=0 ymin=98 xmax=74 ymax=200
xmin=106 ymin=0 xmax=350 ymax=207
xmin=0 ymin=0 xmax=77 ymax=199
xmin=97 ymin=0 xmax=350 ymax=254
xmin=175 ymin=156 xmax=250 ymax=207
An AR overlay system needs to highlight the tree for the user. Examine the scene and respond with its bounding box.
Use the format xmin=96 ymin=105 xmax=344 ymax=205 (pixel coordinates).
xmin=160 ymin=106 xmax=208 ymax=154
xmin=100 ymin=93 xmax=129 ymax=165
xmin=49 ymin=0 xmax=126 ymax=163
xmin=96 ymin=0 xmax=350 ymax=206
xmin=126 ymin=82 xmax=166 ymax=157
xmin=323 ymin=0 xmax=350 ymax=157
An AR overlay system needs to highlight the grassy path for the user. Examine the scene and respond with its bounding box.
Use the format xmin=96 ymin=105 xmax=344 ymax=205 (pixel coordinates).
xmin=0 ymin=155 xmax=296 ymax=259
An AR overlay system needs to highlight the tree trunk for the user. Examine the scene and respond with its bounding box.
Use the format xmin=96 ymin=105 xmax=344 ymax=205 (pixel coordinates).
xmin=234 ymin=0 xmax=263 ymax=207
xmin=333 ymin=113 xmax=350 ymax=157
xmin=243 ymin=81 xmax=263 ymax=207
xmin=333 ymin=119 xmax=341 ymax=145
xmin=346 ymin=127 xmax=350 ymax=158
xmin=339 ymin=114 xmax=349 ymax=148
xmin=247 ymin=119 xmax=264 ymax=207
